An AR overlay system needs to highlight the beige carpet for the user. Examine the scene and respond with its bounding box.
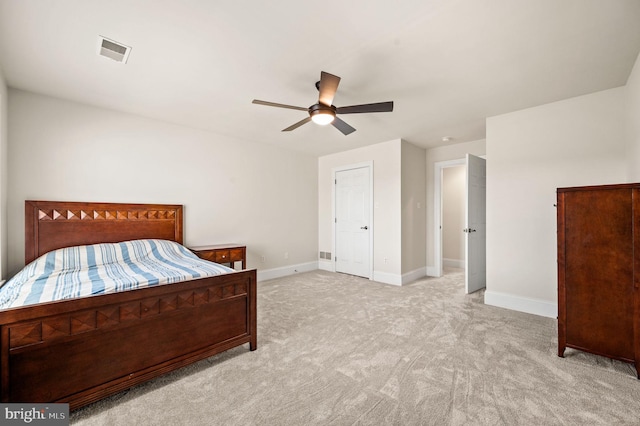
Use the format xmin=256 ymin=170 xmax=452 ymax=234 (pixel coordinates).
xmin=70 ymin=269 xmax=640 ymax=425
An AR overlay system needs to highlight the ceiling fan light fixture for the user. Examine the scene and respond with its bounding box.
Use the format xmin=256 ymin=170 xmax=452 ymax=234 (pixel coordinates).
xmin=311 ymin=110 xmax=335 ymax=125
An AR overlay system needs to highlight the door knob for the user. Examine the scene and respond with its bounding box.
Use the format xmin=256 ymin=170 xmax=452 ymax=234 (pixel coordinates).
xmin=463 ymin=228 xmax=477 ymax=233
xmin=361 ymin=226 xmax=368 ymax=230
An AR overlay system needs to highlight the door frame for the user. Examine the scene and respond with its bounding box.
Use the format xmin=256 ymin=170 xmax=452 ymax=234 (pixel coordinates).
xmin=433 ymin=158 xmax=466 ymax=277
xmin=332 ymin=161 xmax=374 ymax=279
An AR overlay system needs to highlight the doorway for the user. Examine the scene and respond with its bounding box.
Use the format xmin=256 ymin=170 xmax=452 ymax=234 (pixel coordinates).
xmin=433 ymin=158 xmax=465 ymax=278
xmin=433 ymin=155 xmax=486 ymax=293
xmin=442 ymin=165 xmax=466 ymax=271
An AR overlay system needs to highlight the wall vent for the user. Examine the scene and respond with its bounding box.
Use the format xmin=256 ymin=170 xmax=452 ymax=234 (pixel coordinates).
xmin=319 ymin=251 xmax=332 ymax=260
xmin=97 ymin=36 xmax=131 ymax=63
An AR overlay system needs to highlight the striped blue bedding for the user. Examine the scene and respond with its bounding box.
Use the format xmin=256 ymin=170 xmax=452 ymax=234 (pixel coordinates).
xmin=0 ymin=239 xmax=235 ymax=310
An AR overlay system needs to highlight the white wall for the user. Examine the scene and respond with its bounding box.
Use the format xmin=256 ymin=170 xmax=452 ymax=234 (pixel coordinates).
xmin=400 ymin=140 xmax=426 ymax=277
xmin=7 ymin=89 xmax=318 ymax=279
xmin=0 ymin=68 xmax=7 ymax=280
xmin=425 ymin=139 xmax=486 ymax=272
xmin=318 ymin=139 xmax=402 ymax=283
xmin=627 ymin=52 xmax=640 ymax=181
xmin=442 ymin=166 xmax=465 ymax=267
xmin=485 ymin=86 xmax=628 ymax=318
xmin=318 ymin=139 xmax=427 ymax=285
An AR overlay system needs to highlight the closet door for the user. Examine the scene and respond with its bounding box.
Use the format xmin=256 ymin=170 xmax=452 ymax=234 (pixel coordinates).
xmin=563 ymin=187 xmax=634 ymax=361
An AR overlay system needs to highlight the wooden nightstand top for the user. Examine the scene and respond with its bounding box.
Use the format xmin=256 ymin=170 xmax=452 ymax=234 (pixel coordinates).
xmin=189 ymin=243 xmax=245 ymax=251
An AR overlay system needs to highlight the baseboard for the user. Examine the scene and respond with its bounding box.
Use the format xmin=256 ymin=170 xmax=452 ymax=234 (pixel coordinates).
xmin=371 ymin=268 xmax=426 ymax=286
xmin=426 ymin=266 xmax=439 ymax=277
xmin=372 ymin=270 xmax=402 ymax=286
xmin=318 ymin=260 xmax=334 ymax=272
xmin=257 ymin=261 xmax=318 ymax=282
xmin=401 ymin=267 xmax=426 ymax=285
xmin=484 ymin=290 xmax=557 ymax=318
xmin=279 ymin=263 xmax=424 ymax=287
xmin=443 ymin=258 xmax=465 ymax=269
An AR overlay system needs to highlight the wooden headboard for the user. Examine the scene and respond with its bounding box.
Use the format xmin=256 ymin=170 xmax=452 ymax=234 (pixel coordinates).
xmin=25 ymin=200 xmax=183 ymax=264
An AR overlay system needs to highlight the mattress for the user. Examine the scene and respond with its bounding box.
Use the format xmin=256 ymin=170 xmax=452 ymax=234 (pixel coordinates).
xmin=0 ymin=239 xmax=234 ymax=309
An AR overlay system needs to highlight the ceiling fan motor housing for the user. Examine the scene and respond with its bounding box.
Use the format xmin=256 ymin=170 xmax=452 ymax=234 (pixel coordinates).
xmin=309 ymin=103 xmax=336 ymax=115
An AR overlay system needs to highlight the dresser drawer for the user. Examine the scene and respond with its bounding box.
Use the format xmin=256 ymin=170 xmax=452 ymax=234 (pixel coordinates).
xmin=189 ymin=244 xmax=247 ymax=270
xmin=214 ymin=250 xmax=231 ymax=263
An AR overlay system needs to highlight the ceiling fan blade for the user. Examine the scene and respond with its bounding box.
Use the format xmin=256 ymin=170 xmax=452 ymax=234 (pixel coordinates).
xmin=252 ymin=99 xmax=308 ymax=111
xmin=331 ymin=117 xmax=356 ymax=135
xmin=318 ymin=71 xmax=341 ymax=106
xmin=282 ymin=116 xmax=312 ymax=132
xmin=336 ymin=101 xmax=394 ymax=114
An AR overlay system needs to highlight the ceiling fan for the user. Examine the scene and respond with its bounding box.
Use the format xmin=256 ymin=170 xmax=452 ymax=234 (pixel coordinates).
xmin=252 ymin=71 xmax=394 ymax=135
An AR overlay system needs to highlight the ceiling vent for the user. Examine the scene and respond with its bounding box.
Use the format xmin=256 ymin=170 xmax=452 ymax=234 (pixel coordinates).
xmin=97 ymin=36 xmax=131 ymax=63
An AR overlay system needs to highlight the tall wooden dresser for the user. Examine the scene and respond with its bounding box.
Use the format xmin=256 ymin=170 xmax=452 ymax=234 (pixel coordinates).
xmin=557 ymin=183 xmax=640 ymax=378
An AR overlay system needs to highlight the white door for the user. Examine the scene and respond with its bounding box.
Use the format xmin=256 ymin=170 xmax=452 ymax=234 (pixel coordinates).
xmin=465 ymin=154 xmax=486 ymax=293
xmin=335 ymin=167 xmax=371 ymax=278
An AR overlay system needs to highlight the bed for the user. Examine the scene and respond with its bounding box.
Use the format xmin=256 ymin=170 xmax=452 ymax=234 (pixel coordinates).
xmin=0 ymin=200 xmax=257 ymax=410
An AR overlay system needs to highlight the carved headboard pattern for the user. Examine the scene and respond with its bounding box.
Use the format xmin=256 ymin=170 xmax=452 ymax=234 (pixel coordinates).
xmin=25 ymin=200 xmax=183 ymax=264
xmin=37 ymin=209 xmax=177 ymax=221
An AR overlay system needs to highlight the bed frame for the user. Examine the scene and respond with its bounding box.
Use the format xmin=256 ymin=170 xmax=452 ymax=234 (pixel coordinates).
xmin=0 ymin=200 xmax=257 ymax=410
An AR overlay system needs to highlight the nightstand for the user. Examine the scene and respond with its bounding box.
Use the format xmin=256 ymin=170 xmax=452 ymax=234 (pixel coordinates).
xmin=189 ymin=244 xmax=246 ymax=270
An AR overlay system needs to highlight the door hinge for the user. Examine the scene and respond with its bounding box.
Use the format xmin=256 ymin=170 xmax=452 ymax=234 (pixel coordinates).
xmin=335 ymin=217 xmax=337 ymax=223
xmin=335 ymin=179 xmax=337 ymax=184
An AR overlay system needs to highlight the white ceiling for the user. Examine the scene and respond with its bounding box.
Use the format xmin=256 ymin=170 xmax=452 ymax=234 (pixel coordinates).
xmin=1 ymin=0 xmax=639 ymax=157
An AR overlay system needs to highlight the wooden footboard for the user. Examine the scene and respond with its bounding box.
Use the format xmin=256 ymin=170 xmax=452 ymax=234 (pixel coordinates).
xmin=0 ymin=269 xmax=257 ymax=410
